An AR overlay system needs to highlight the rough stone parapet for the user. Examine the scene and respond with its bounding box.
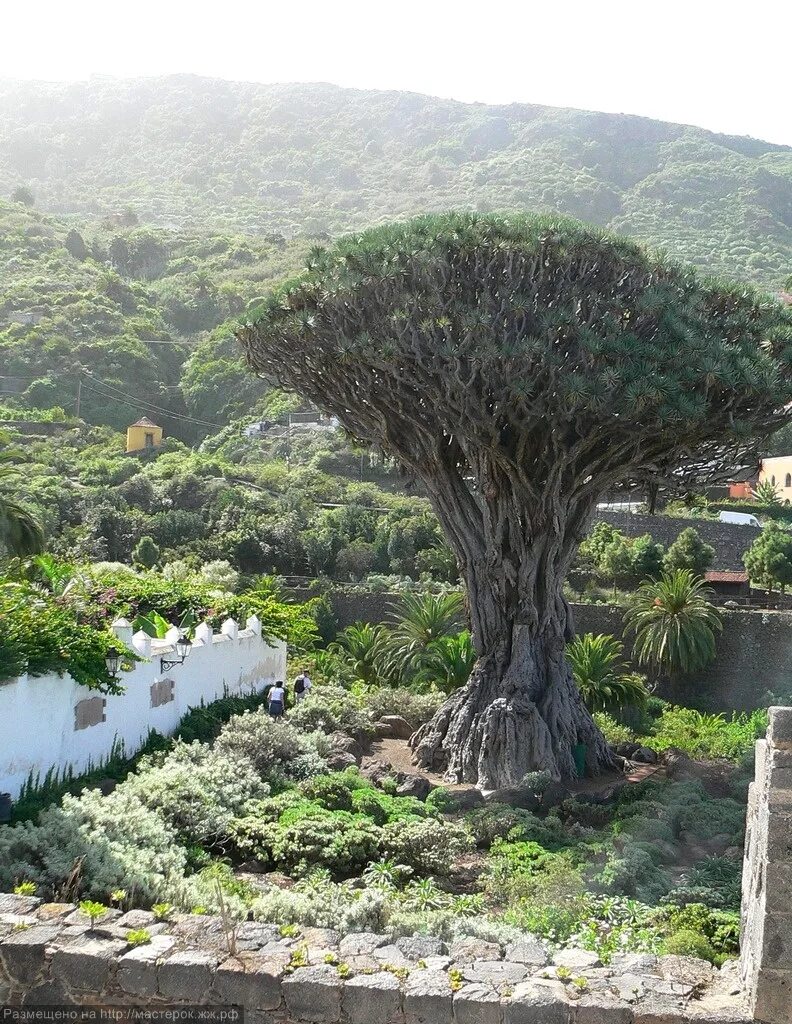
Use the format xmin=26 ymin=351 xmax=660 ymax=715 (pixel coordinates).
xmin=0 ymin=894 xmax=750 ymax=1022
xmin=741 ymin=706 xmax=792 ymax=1023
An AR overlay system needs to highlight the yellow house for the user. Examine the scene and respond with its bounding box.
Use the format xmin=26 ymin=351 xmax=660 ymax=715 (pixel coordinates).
xmin=126 ymin=417 xmax=163 ymax=454
xmin=759 ymin=455 xmax=792 ymax=503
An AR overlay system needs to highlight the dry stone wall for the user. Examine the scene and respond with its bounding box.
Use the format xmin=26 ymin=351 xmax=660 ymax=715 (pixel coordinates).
xmin=0 ymin=895 xmax=750 ymax=1022
xmin=741 ymin=706 xmax=792 ymax=1023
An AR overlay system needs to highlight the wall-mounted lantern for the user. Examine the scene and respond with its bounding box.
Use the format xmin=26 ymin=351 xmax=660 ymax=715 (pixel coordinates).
xmin=160 ymin=634 xmax=192 ymax=674
xmin=105 ymin=648 xmax=121 ymax=679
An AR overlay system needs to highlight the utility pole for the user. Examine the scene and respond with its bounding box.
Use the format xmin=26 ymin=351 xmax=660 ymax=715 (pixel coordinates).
xmin=76 ymin=377 xmax=82 ymax=419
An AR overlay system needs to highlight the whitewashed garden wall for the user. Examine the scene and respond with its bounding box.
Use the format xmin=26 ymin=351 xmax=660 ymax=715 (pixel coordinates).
xmin=0 ymin=616 xmax=286 ymax=799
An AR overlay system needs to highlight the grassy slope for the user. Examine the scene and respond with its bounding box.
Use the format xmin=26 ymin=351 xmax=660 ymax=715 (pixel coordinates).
xmin=0 ymin=77 xmax=790 ymax=288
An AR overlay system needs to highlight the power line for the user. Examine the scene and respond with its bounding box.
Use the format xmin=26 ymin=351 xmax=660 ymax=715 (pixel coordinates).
xmin=79 ymin=380 xmax=224 ymax=429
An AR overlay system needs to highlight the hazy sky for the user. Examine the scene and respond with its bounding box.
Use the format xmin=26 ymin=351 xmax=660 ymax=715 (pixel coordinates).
xmin=6 ymin=0 xmax=791 ymax=146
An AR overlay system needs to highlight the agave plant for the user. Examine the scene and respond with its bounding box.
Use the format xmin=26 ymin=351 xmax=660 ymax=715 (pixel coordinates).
xmin=753 ymin=479 xmax=782 ymax=505
xmin=566 ymin=633 xmax=649 ymax=713
xmin=623 ymin=569 xmax=722 ymax=681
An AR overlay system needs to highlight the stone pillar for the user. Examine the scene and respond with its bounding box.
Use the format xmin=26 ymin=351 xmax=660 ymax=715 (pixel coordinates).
xmin=741 ymin=706 xmax=792 ymax=1023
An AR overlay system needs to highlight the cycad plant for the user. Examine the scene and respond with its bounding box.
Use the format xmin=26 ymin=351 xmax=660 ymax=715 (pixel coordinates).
xmin=623 ymin=569 xmax=722 ymax=683
xmin=419 ymin=630 xmax=477 ymax=693
xmin=566 ymin=633 xmax=649 ymax=713
xmin=0 ymin=430 xmax=44 ymax=557
xmin=330 ymin=622 xmax=391 ymax=686
xmin=385 ymin=591 xmax=464 ymax=679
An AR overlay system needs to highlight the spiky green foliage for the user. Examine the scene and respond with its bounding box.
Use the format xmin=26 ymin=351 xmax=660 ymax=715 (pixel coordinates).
xmin=624 ymin=570 xmax=722 ymax=678
xmin=241 ymin=213 xmax=791 ymax=510
xmin=385 ymin=592 xmax=465 ymax=669
xmin=752 ymin=480 xmax=783 ymax=505
xmin=329 ymin=624 xmax=392 ymax=687
xmin=743 ymin=522 xmax=792 ymax=593
xmin=418 ymin=630 xmax=477 ymax=693
xmin=566 ymin=633 xmax=649 ymax=712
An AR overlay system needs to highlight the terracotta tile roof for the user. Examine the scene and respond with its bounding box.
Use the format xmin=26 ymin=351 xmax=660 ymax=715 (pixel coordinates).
xmin=130 ymin=417 xmax=160 ymax=428
xmin=705 ymin=570 xmax=749 ymax=583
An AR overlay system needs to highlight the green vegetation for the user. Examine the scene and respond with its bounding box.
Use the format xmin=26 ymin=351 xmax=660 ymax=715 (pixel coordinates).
xmin=2 ymin=78 xmax=792 ymax=288
xmin=743 ymin=522 xmax=792 ymax=594
xmin=566 ymin=634 xmax=649 ymax=713
xmin=624 ymin=570 xmax=722 ymax=680
xmin=240 ymin=210 xmax=790 ymax=787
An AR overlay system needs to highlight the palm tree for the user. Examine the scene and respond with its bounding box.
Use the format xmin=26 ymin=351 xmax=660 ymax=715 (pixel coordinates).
xmin=566 ymin=633 xmax=649 ymax=713
xmin=330 ymin=623 xmax=391 ymax=686
xmin=420 ymin=630 xmax=477 ymax=693
xmin=623 ymin=569 xmax=722 ymax=683
xmin=0 ymin=431 xmax=44 ymax=557
xmin=385 ymin=591 xmax=465 ymax=679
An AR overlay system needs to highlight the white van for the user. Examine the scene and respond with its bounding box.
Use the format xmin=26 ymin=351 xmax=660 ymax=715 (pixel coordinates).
xmin=719 ymin=511 xmax=761 ymax=527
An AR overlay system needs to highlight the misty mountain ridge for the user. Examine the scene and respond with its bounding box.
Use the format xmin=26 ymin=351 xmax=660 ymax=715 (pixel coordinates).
xmin=1 ymin=76 xmax=791 ymax=288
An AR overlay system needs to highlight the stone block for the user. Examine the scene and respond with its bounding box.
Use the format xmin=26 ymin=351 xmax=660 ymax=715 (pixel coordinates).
xmin=760 ymin=913 xmax=792 ymax=969
xmin=21 ymin=978 xmax=70 ymax=1005
xmin=375 ymin=944 xmax=413 ymax=968
xmin=117 ymin=936 xmax=177 ymax=997
xmin=397 ymin=935 xmax=446 ymax=960
xmin=339 ymin=932 xmax=390 ymax=957
xmin=504 ymin=980 xmax=571 ymax=1024
xmin=158 ymin=949 xmax=218 ymax=1001
xmin=462 ymin=961 xmax=529 ymax=989
xmin=51 ymin=937 xmax=127 ymax=991
xmin=37 ymin=903 xmax=76 ymax=923
xmin=303 ymin=927 xmax=341 ymax=949
xmin=764 ymin=864 xmax=792 ymax=913
xmin=768 ymin=707 xmax=792 ymax=751
xmin=282 ymin=963 xmax=342 ymax=1022
xmin=630 ymin=998 xmax=688 ymax=1024
xmin=553 ymin=949 xmax=601 ymax=971
xmin=116 ymin=909 xmax=156 ymax=929
xmin=235 ymin=921 xmax=281 ymax=950
xmin=453 ymin=982 xmax=502 ymax=1024
xmin=504 ymin=940 xmax=549 ymax=967
xmin=0 ymin=894 xmax=41 ymax=915
xmin=343 ymin=970 xmax=402 ymax=1024
xmin=213 ymin=953 xmax=284 ymax=1010
xmin=449 ymin=938 xmax=503 ymax=964
xmin=74 ymin=694 xmax=106 ymax=730
xmin=762 ymin=810 xmax=792 ymax=862
xmin=404 ymin=968 xmax=453 ymax=1024
xmin=0 ymin=925 xmax=62 ymax=985
xmin=572 ymin=992 xmax=634 ymax=1024
xmin=752 ymin=967 xmax=792 ymax=1024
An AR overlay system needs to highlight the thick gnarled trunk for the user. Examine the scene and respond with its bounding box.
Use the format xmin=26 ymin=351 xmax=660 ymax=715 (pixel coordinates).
xmin=411 ymin=616 xmax=617 ymax=789
xmin=411 ymin=462 xmax=618 ymax=789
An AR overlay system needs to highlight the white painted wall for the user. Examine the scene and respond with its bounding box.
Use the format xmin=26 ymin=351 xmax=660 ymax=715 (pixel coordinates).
xmin=0 ymin=616 xmax=286 ymax=800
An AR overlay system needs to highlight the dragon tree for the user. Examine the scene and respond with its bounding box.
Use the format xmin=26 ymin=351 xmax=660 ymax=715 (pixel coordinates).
xmin=237 ymin=213 xmax=792 ymax=789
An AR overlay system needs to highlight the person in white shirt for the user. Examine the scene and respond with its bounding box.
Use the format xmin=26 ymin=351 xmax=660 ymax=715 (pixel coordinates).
xmin=293 ymin=669 xmax=312 ymax=703
xmin=268 ymin=681 xmax=286 ymax=719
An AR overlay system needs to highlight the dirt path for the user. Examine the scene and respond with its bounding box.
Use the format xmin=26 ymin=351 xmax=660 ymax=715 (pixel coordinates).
xmin=363 ymin=736 xmax=664 ymax=798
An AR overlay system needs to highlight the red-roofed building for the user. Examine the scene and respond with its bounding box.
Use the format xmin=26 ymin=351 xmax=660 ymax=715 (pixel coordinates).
xmin=705 ymin=570 xmax=750 ymax=600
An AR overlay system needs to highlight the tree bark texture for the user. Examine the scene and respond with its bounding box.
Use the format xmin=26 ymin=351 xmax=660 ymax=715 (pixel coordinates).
xmin=410 ymin=452 xmax=619 ymax=789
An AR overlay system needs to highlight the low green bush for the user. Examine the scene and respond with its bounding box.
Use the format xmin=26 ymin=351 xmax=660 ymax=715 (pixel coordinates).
xmin=645 ymin=707 xmax=766 ymax=761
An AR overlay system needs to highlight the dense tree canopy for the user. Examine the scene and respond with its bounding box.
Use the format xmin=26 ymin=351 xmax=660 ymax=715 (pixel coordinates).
xmin=239 ymin=212 xmax=792 ymax=786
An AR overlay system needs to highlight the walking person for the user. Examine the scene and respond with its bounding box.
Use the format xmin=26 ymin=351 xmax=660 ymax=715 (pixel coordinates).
xmin=293 ymin=668 xmax=312 ymax=703
xmin=268 ymin=680 xmax=286 ymax=720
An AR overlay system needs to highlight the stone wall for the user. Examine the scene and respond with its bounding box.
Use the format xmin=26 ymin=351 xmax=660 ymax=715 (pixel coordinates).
xmin=592 ymin=511 xmax=760 ymax=570
xmin=741 ymin=706 xmax=792 ymax=1024
xmin=0 ymin=894 xmax=748 ymax=1021
xmin=293 ymin=588 xmax=792 ymax=712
